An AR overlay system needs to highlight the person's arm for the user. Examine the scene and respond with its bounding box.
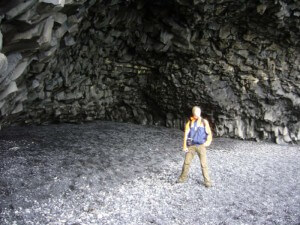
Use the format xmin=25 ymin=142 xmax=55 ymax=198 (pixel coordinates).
xmin=183 ymin=121 xmax=190 ymax=151
xmin=203 ymin=119 xmax=212 ymax=147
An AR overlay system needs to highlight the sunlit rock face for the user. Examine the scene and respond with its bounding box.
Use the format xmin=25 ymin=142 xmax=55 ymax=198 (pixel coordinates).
xmin=0 ymin=0 xmax=299 ymax=144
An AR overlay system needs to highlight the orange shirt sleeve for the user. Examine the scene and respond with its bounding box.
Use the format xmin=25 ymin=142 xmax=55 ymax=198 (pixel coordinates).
xmin=183 ymin=120 xmax=190 ymax=149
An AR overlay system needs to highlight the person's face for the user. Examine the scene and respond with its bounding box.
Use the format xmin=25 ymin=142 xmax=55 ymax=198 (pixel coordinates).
xmin=193 ymin=108 xmax=201 ymax=118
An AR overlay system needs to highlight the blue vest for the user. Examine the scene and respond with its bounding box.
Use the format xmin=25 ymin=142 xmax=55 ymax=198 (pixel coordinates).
xmin=188 ymin=119 xmax=208 ymax=145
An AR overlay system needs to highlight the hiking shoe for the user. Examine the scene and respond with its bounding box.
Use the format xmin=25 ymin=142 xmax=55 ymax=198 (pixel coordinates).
xmin=176 ymin=178 xmax=186 ymax=183
xmin=204 ymin=182 xmax=212 ymax=188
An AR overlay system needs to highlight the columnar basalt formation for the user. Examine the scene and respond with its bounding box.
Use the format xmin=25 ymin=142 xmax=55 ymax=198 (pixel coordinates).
xmin=0 ymin=0 xmax=299 ymax=144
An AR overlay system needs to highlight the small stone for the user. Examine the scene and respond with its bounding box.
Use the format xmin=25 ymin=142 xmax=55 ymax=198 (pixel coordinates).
xmin=219 ymin=25 xmax=231 ymax=39
xmin=237 ymin=50 xmax=249 ymax=58
xmin=55 ymin=24 xmax=68 ymax=38
xmin=55 ymin=92 xmax=65 ymax=101
xmin=54 ymin=12 xmax=67 ymax=24
xmin=257 ymin=4 xmax=267 ymax=15
xmin=32 ymin=80 xmax=40 ymax=89
xmin=12 ymin=103 xmax=23 ymax=114
xmin=160 ymin=30 xmax=174 ymax=45
xmin=64 ymin=35 xmax=76 ymax=46
xmin=31 ymin=63 xmax=45 ymax=73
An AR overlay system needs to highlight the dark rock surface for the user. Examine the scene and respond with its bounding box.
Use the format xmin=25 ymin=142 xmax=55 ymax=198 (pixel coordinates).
xmin=0 ymin=121 xmax=299 ymax=224
xmin=0 ymin=0 xmax=299 ymax=144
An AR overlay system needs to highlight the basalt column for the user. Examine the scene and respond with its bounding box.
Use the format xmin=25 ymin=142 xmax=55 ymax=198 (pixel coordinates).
xmin=0 ymin=0 xmax=299 ymax=144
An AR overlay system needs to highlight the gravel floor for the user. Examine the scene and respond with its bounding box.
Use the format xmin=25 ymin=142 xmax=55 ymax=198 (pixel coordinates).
xmin=0 ymin=121 xmax=299 ymax=225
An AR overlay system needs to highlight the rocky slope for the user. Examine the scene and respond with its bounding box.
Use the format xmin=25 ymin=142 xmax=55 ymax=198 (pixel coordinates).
xmin=0 ymin=0 xmax=299 ymax=144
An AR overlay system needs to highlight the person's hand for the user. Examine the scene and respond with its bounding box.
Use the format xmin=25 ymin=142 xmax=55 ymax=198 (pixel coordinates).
xmin=183 ymin=147 xmax=189 ymax=152
xmin=204 ymin=142 xmax=210 ymax=147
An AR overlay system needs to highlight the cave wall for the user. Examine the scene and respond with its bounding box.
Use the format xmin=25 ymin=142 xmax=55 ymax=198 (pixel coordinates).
xmin=0 ymin=0 xmax=299 ymax=144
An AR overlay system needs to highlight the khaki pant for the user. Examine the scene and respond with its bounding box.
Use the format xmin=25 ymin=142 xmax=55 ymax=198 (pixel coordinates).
xmin=179 ymin=145 xmax=211 ymax=185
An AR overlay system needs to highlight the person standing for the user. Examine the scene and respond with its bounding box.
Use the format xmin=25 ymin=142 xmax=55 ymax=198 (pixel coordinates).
xmin=177 ymin=106 xmax=213 ymax=187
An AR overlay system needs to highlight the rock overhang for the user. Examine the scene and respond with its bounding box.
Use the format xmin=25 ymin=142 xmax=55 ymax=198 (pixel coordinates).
xmin=0 ymin=0 xmax=299 ymax=144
